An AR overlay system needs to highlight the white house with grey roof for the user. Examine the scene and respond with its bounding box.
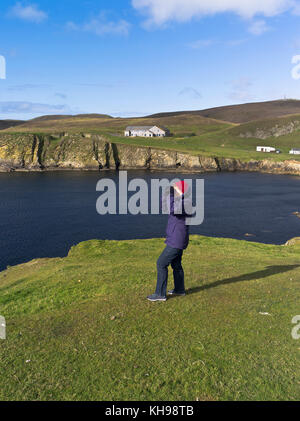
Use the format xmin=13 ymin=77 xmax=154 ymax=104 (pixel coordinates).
xmin=256 ymin=146 xmax=276 ymax=153
xmin=289 ymin=148 xmax=300 ymax=155
xmin=124 ymin=126 xmax=169 ymax=137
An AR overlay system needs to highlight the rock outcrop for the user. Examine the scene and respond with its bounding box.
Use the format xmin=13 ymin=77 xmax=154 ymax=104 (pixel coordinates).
xmin=1 ymin=132 xmax=300 ymax=175
xmin=285 ymin=237 xmax=300 ymax=246
xmin=239 ymin=120 xmax=300 ymax=139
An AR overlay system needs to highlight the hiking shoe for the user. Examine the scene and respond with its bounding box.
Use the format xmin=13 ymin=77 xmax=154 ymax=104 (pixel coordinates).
xmin=147 ymin=294 xmax=167 ymax=302
xmin=168 ymin=289 xmax=186 ymax=296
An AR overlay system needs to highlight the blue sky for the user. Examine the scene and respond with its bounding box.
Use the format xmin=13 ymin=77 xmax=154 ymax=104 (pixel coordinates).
xmin=1 ymin=0 xmax=300 ymax=119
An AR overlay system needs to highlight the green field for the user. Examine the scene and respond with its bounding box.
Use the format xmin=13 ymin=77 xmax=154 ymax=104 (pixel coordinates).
xmin=101 ymin=113 xmax=300 ymax=161
xmin=1 ymin=235 xmax=299 ymax=401
xmin=105 ymin=130 xmax=300 ymax=162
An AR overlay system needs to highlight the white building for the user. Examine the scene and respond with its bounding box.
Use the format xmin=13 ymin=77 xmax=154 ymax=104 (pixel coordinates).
xmin=289 ymin=149 xmax=300 ymax=155
xmin=256 ymin=146 xmax=276 ymax=153
xmin=125 ymin=126 xmax=169 ymax=137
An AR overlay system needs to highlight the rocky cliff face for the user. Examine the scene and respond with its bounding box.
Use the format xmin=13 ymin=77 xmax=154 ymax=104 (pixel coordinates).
xmin=239 ymin=120 xmax=300 ymax=139
xmin=285 ymin=237 xmax=300 ymax=246
xmin=0 ymin=132 xmax=300 ymax=175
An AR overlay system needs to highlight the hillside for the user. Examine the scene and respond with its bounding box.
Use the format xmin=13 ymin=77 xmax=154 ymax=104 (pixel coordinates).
xmin=27 ymin=113 xmax=113 ymax=123
xmin=0 ymin=235 xmax=299 ymax=400
xmin=147 ymin=100 xmax=300 ymax=123
xmin=4 ymin=113 xmax=231 ymax=136
xmin=0 ymin=120 xmax=25 ymax=130
xmin=228 ymin=113 xmax=300 ymax=139
xmin=4 ymin=100 xmax=300 ymax=134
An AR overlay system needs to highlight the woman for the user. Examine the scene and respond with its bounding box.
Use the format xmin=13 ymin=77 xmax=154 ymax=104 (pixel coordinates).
xmin=147 ymin=180 xmax=191 ymax=302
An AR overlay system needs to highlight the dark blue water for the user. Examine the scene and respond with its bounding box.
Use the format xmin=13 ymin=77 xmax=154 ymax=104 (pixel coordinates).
xmin=0 ymin=170 xmax=299 ymax=271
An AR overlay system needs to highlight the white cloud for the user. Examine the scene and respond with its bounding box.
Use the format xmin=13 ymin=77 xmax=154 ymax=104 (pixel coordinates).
xmin=55 ymin=93 xmax=67 ymax=100
xmin=7 ymin=83 xmax=51 ymax=91
xmin=111 ymin=111 xmax=148 ymax=117
xmin=187 ymin=38 xmax=247 ymax=49
xmin=132 ymin=0 xmax=296 ymax=25
xmin=67 ymin=12 xmax=130 ymax=36
xmin=8 ymin=2 xmax=47 ymax=23
xmin=248 ymin=20 xmax=270 ymax=35
xmin=226 ymin=39 xmax=248 ymax=46
xmin=0 ymin=101 xmax=71 ymax=114
xmin=188 ymin=39 xmax=215 ymax=49
xmin=292 ymin=1 xmax=300 ymax=14
xmin=178 ymin=87 xmax=202 ymax=99
xmin=228 ymin=77 xmax=255 ymax=102
xmin=0 ymin=55 xmax=6 ymax=80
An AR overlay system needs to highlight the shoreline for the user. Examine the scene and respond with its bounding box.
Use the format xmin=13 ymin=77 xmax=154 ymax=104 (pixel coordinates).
xmin=1 ymin=163 xmax=300 ymax=176
xmin=1 ymin=234 xmax=298 ymax=273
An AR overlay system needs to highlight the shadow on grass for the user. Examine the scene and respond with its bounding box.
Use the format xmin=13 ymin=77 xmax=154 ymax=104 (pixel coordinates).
xmin=185 ymin=265 xmax=300 ymax=295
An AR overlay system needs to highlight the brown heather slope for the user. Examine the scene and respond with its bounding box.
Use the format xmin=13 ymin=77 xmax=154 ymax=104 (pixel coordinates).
xmin=28 ymin=113 xmax=113 ymax=122
xmin=4 ymin=113 xmax=231 ymax=135
xmin=147 ymin=99 xmax=300 ymax=123
xmin=4 ymin=99 xmax=300 ymax=133
xmin=0 ymin=120 xmax=25 ymax=130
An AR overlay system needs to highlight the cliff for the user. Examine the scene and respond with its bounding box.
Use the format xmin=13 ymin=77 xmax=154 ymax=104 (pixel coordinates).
xmin=1 ymin=132 xmax=300 ymax=175
xmin=239 ymin=119 xmax=300 ymax=139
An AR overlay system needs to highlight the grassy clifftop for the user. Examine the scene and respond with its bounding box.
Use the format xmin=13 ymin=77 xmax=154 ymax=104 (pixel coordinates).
xmin=0 ymin=235 xmax=299 ymax=400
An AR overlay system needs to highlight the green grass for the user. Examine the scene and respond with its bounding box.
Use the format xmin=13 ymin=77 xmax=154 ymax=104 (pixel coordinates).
xmin=0 ymin=236 xmax=300 ymax=401
xmin=105 ymin=130 xmax=300 ymax=162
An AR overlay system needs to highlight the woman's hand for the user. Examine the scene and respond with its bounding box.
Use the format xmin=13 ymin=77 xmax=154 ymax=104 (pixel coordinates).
xmin=173 ymin=184 xmax=183 ymax=196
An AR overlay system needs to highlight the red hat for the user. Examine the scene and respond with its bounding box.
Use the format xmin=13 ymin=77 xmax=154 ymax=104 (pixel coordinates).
xmin=175 ymin=180 xmax=189 ymax=194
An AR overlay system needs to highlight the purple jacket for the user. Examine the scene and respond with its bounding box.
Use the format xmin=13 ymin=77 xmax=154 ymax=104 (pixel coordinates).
xmin=164 ymin=192 xmax=191 ymax=250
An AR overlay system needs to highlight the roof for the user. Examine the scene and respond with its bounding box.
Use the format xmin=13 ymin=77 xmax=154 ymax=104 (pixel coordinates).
xmin=125 ymin=126 xmax=155 ymax=131
xmin=125 ymin=125 xmax=168 ymax=132
xmin=290 ymin=148 xmax=300 ymax=151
